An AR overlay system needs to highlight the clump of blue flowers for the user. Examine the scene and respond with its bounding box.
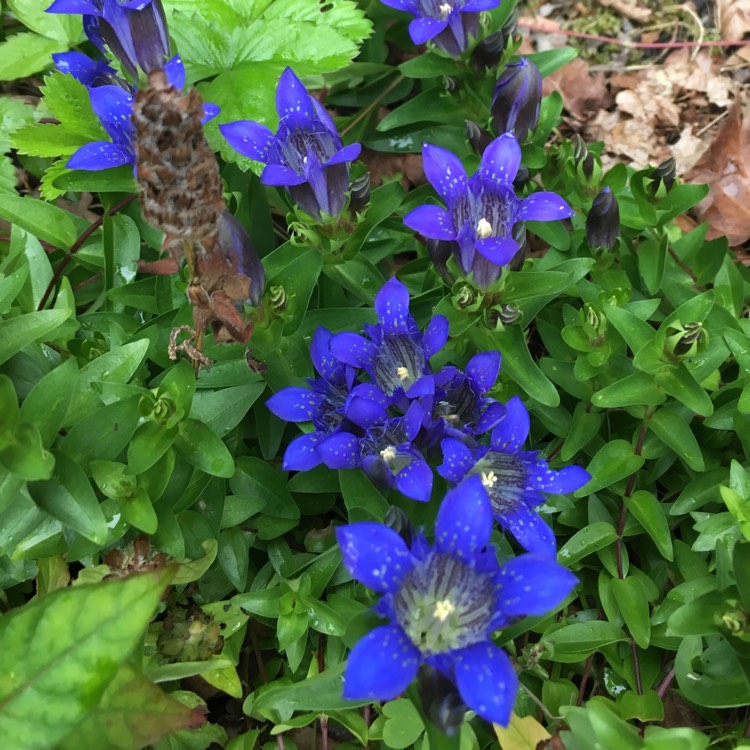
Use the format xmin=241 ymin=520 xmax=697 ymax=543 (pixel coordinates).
xmin=221 ymin=68 xmax=362 ymax=220
xmin=337 ymin=475 xmax=578 ymax=726
xmin=404 ymin=133 xmax=574 ymax=289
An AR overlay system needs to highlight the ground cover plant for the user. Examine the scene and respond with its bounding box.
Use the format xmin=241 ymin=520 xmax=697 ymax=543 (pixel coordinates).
xmin=1 ymin=0 xmax=750 ymax=748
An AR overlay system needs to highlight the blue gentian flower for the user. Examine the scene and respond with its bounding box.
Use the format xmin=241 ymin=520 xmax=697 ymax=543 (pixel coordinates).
xmin=379 ymin=0 xmax=501 ymax=56
xmin=438 ymin=396 xmax=591 ymax=556
xmin=318 ymin=401 xmax=433 ymax=502
xmin=336 ymin=475 xmax=578 ymax=725
xmin=220 ymin=68 xmax=362 ymax=220
xmin=491 ymin=58 xmax=543 ymax=142
xmin=266 ymin=327 xmax=358 ymax=471
xmin=329 ymin=277 xmax=449 ymax=409
xmin=65 ymin=56 xmax=219 ymax=172
xmin=428 ymin=351 xmax=506 ymax=446
xmin=46 ymin=0 xmax=170 ymax=76
xmin=52 ymin=51 xmax=117 ymax=87
xmin=404 ymin=134 xmax=574 ymax=289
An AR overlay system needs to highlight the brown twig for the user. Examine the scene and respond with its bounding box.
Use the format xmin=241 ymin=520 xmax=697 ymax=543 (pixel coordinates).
xmin=657 ymin=666 xmax=676 ymax=699
xmin=577 ymin=654 xmax=594 ymax=706
xmin=37 ymin=193 xmax=137 ymax=311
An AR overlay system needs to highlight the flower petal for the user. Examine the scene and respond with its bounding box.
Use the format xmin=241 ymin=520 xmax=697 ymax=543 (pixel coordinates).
xmin=346 ymin=394 xmax=388 ymax=429
xmin=317 ymin=431 xmax=361 ymax=469
xmin=201 ymin=102 xmax=220 ymax=124
xmin=53 ymin=51 xmax=113 ymax=86
xmin=325 ymin=142 xmax=362 ymax=167
xmin=343 ymin=624 xmax=420 ymax=701
xmin=330 ymin=331 xmax=378 ymax=369
xmin=437 ymin=438 xmax=476 ymax=483
xmin=537 ymin=464 xmax=591 ymax=494
xmin=163 ymin=54 xmax=186 ymax=90
xmin=220 ymin=120 xmax=275 ymax=163
xmin=497 ymin=505 xmax=556 ymax=557
xmin=377 ymin=0 xmax=414 ymax=9
xmin=336 ymin=523 xmax=413 ymax=593
xmin=276 ymin=67 xmax=315 ymax=124
xmin=491 ymin=395 xmax=530 ymax=451
xmin=475 ymin=401 xmax=506 ymax=436
xmin=475 ymin=236 xmax=519 ymax=267
xmin=395 ymin=457 xmax=433 ymax=502
xmin=497 ymin=554 xmax=578 ymax=615
xmin=309 ymin=327 xmax=339 ymax=382
xmin=479 ymin=133 xmax=521 ymax=187
xmin=89 ymin=85 xmax=135 ymax=145
xmin=466 ymin=351 xmax=501 ymax=394
xmin=261 ymin=163 xmax=307 ymax=187
xmin=375 ymin=277 xmax=412 ymax=335
xmin=422 ymin=143 xmax=468 ymax=205
xmin=435 ymin=475 xmax=492 ymax=558
xmin=67 ymin=141 xmax=133 ymax=171
xmin=462 ymin=0 xmax=501 ymax=9
xmin=453 ymin=643 xmax=518 ymax=727
xmin=409 ymin=16 xmax=448 ymax=45
xmin=283 ymin=433 xmax=324 ymax=471
xmin=404 ymin=204 xmax=456 ymax=240
xmin=518 ymin=191 xmax=574 ymax=221
xmin=46 ymin=0 xmax=101 ymax=13
xmin=265 ymin=387 xmax=323 ymax=422
xmin=422 ymin=314 xmax=449 ymax=360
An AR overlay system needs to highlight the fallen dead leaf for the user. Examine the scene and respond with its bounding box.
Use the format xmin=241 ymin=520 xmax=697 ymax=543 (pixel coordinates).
xmin=716 ymin=0 xmax=750 ymax=41
xmin=543 ymin=57 xmax=613 ymax=121
xmin=360 ymin=148 xmax=424 ymax=188
xmin=594 ymin=0 xmax=652 ymax=23
xmin=686 ymin=101 xmax=750 ymax=246
xmin=494 ymin=713 xmax=551 ymax=750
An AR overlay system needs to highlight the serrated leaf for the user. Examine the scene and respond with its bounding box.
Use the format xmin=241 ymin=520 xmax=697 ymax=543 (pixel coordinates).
xmin=0 ymin=568 xmax=174 ymax=750
xmin=7 ymin=0 xmax=83 ymax=44
xmin=0 ymin=32 xmax=62 ymax=80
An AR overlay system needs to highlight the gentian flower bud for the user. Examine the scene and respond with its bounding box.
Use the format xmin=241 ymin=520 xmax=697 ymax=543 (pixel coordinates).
xmin=586 ymin=187 xmax=620 ymax=250
xmin=465 ymin=120 xmax=493 ymax=156
xmin=418 ymin=666 xmax=467 ymax=736
xmin=666 ymin=322 xmax=707 ymax=359
xmin=650 ymin=157 xmax=676 ymax=196
xmin=426 ymin=238 xmax=457 ymax=285
xmin=349 ymin=173 xmax=372 ymax=214
xmin=470 ymin=30 xmax=505 ymax=72
xmin=216 ymin=212 xmax=266 ymax=307
xmin=491 ymin=57 xmax=542 ymax=142
xmin=384 ymin=505 xmax=414 ymax=548
xmin=572 ymin=134 xmax=596 ymax=181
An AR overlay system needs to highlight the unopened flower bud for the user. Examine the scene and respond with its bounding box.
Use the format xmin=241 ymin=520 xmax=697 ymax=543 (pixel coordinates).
xmin=586 ymin=187 xmax=620 ymax=250
xmin=217 ymin=211 xmax=265 ymax=306
xmin=512 ymin=164 xmax=531 ymax=191
xmin=465 ymin=120 xmax=493 ymax=156
xmin=349 ymin=172 xmax=371 ymax=214
xmin=442 ymin=76 xmax=460 ymax=94
xmin=650 ymin=157 xmax=676 ymax=196
xmin=572 ymin=134 xmax=596 ymax=181
xmin=269 ymin=284 xmax=288 ymax=314
xmin=427 ymin=238 xmax=457 ymax=285
xmin=470 ymin=30 xmax=505 ymax=72
xmin=486 ymin=303 xmax=520 ymax=330
xmin=384 ymin=506 xmax=414 ymax=548
xmin=452 ymin=284 xmax=481 ymax=312
xmin=418 ymin=666 xmax=467 ymax=736
xmin=666 ymin=322 xmax=707 ymax=358
xmin=508 ymin=223 xmax=528 ymax=271
xmin=491 ymin=57 xmax=542 ymax=142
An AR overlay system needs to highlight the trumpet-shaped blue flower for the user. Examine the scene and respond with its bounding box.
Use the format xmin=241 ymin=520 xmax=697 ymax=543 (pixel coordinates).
xmin=65 ymin=56 xmax=219 ymax=172
xmin=46 ymin=0 xmax=170 ymax=76
xmin=379 ymin=0 xmax=500 ymax=56
xmin=220 ymin=68 xmax=361 ymax=219
xmin=491 ymin=58 xmax=543 ymax=142
xmin=53 ymin=51 xmax=117 ymax=87
xmin=336 ymin=476 xmax=578 ymax=726
xmin=404 ymin=134 xmax=574 ymax=289
xmin=318 ymin=401 xmax=433 ymax=502
xmin=438 ymin=396 xmax=590 ymax=556
xmin=329 ymin=277 xmax=449 ymax=409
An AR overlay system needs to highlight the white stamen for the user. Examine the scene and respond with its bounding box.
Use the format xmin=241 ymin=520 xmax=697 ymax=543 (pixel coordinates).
xmin=481 ymin=470 xmax=497 ymax=489
xmin=438 ymin=2 xmax=452 ymax=18
xmin=303 ymin=156 xmax=308 ymax=165
xmin=434 ymin=598 xmax=455 ymax=622
xmin=476 ymin=218 xmax=493 ymax=239
xmin=380 ymin=446 xmax=398 ymax=463
xmin=397 ymin=366 xmax=410 ymax=381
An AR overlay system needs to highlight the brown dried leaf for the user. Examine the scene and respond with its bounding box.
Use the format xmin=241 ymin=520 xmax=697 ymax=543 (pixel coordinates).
xmin=594 ymin=0 xmax=652 ymax=22
xmin=543 ymin=57 xmax=613 ymax=121
xmin=686 ymin=101 xmax=750 ymax=245
xmin=716 ymin=0 xmax=750 ymax=41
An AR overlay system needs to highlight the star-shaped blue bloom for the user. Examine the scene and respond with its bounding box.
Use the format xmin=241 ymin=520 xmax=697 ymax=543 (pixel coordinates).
xmin=318 ymin=401 xmax=433 ymax=502
xmin=379 ymin=0 xmax=500 ymax=56
xmin=220 ymin=67 xmax=362 ymax=220
xmin=64 ymin=55 xmax=219 ymax=172
xmin=47 ymin=0 xmax=170 ymax=76
xmin=336 ymin=475 xmax=578 ymax=726
xmin=404 ymin=134 xmax=574 ymax=289
xmin=329 ymin=277 xmax=449 ymax=411
xmin=438 ymin=396 xmax=591 ymax=557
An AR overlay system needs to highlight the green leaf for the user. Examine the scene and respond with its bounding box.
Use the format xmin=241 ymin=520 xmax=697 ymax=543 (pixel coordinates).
xmin=604 ymin=303 xmax=656 ymax=355
xmin=618 ymin=689 xmax=664 ymax=723
xmin=610 ymin=576 xmax=651 ymax=648
xmin=561 ymin=403 xmax=601 ymax=462
xmin=592 ymin=372 xmax=666 ymax=409
xmin=382 ymin=699 xmax=424 ymax=749
xmin=624 ymin=490 xmax=674 ymax=561
xmin=655 ymin=365 xmax=713 ymax=417
xmin=527 ymin=48 xmax=579 ymax=77
xmin=218 ymin=527 xmax=252 ymax=591
xmin=575 ymin=440 xmax=645 ymax=496
xmin=0 ymin=422 xmax=55 ymax=481
xmin=545 ymin=621 xmax=628 ymax=662
xmin=174 ymin=419 xmax=235 ymax=478
xmin=127 ymin=422 xmax=179 ymax=475
xmin=0 ymin=309 xmax=70 ymax=366
xmin=0 ymin=568 xmax=173 ymax=750
xmin=648 ymin=407 xmax=704 ymax=470
xmin=29 ymin=451 xmax=108 ymax=544
xmin=0 ymin=32 xmax=62 ymax=80
xmin=398 ymin=52 xmax=457 ymax=78
xmin=268 ymin=247 xmax=322 ymax=335
xmin=190 ymin=382 xmax=266 ymax=438
xmin=339 ymin=469 xmax=389 ymax=522
xmin=0 ymin=193 xmax=79 ymax=250
xmin=557 ymin=522 xmax=618 ymax=566
xmin=7 ymin=0 xmax=83 ymax=43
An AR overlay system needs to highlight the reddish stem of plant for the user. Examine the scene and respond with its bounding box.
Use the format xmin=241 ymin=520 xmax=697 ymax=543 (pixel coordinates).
xmin=657 ymin=666 xmax=676 ymax=698
xmin=36 ymin=193 xmax=137 ymax=311
xmin=577 ymin=654 xmax=594 ymax=706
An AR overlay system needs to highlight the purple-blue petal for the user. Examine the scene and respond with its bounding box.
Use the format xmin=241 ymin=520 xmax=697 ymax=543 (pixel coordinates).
xmin=346 ymin=395 xmax=388 ymax=429
xmin=423 ymin=314 xmax=449 ymax=360
xmin=53 ymin=51 xmax=113 ymax=86
xmin=402 ymin=401 xmax=425 ymax=440
xmin=475 ymin=401 xmax=506 ymax=435
xmin=201 ymin=102 xmax=220 ymax=124
xmin=437 ymin=438 xmax=476 ymax=483
xmin=435 ymin=475 xmax=492 ymax=558
xmin=46 ymin=0 xmax=101 ymax=13
xmin=317 ymin=432 xmax=361 ymax=470
xmin=475 ymin=236 xmax=519 ymax=267
xmin=276 ymin=67 xmax=315 ymax=124
xmin=89 ymin=85 xmax=135 ymax=145
xmin=261 ymin=163 xmax=307 ymax=187
xmin=518 ymin=191 xmax=575 ymax=222
xmin=422 ymin=143 xmax=468 ymax=205
xmin=325 ymin=142 xmax=361 ymax=167
xmin=310 ymin=326 xmax=339 ymax=382
xmin=462 ymin=0 xmax=501 ymax=9
xmin=343 ymin=624 xmax=420 ymax=701
xmin=394 ymin=458 xmax=433 ymax=502
xmin=491 ymin=395 xmax=530 ymax=451
xmin=377 ymin=0 xmax=414 ymax=10
xmin=375 ymin=277 xmax=411 ymax=335
xmin=330 ymin=332 xmax=378 ymax=369
xmin=404 ymin=204 xmax=456 ymax=240
xmin=479 ymin=133 xmax=522 ymax=187
xmin=336 ymin=523 xmax=413 ymax=593
xmin=453 ymin=643 xmax=518 ymax=727
xmin=409 ymin=16 xmax=448 ymax=44
xmin=220 ymin=120 xmax=275 ymax=163
xmin=265 ymin=387 xmax=323 ymax=422
xmin=497 ymin=554 xmax=578 ymax=615
xmin=163 ymin=54 xmax=186 ymax=90
xmin=537 ymin=464 xmax=591 ymax=494
xmin=67 ymin=142 xmax=133 ymax=171
xmin=283 ymin=433 xmax=324 ymax=471
xmin=497 ymin=506 xmax=557 ymax=557
xmin=466 ymin=351 xmax=501 ymax=393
